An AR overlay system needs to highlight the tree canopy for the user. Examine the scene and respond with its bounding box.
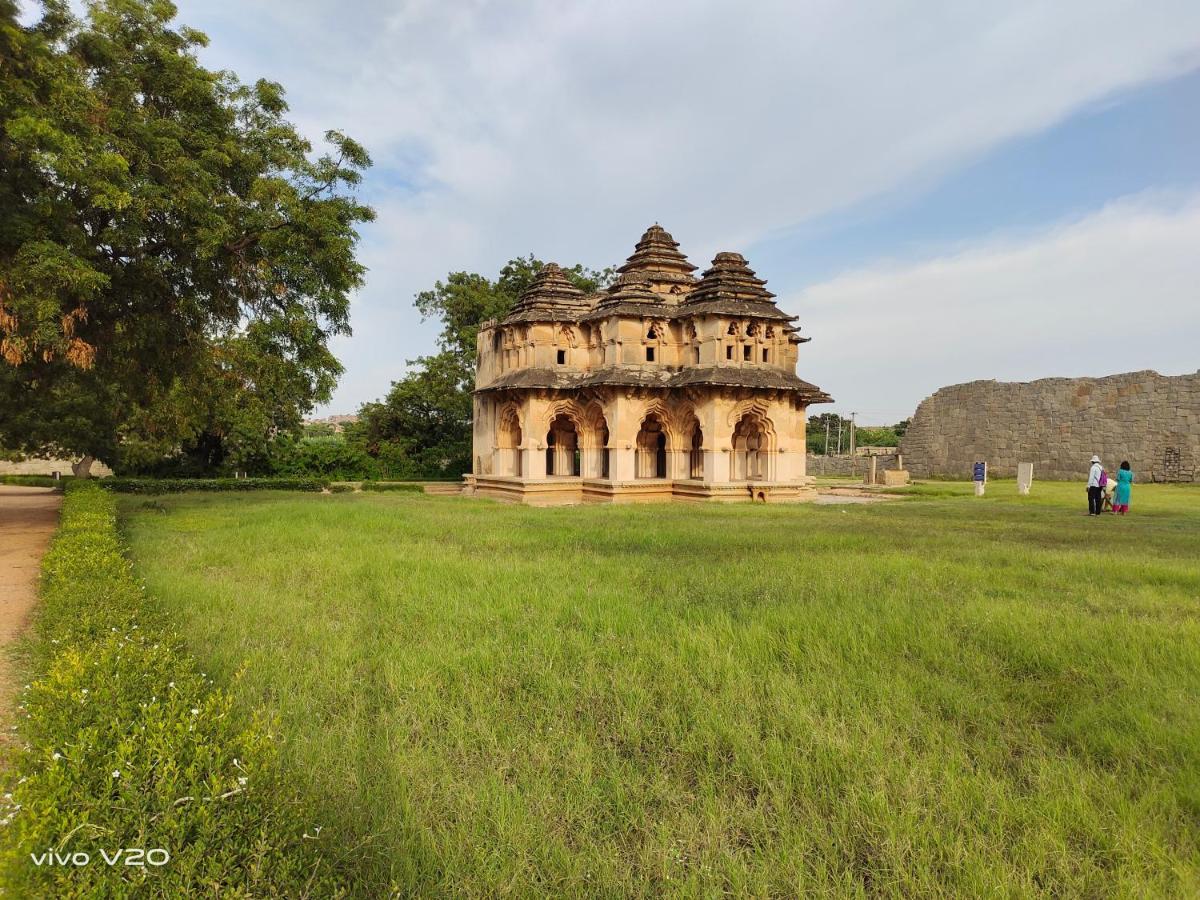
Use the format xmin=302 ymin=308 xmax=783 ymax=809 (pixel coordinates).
xmin=0 ymin=0 xmax=373 ymax=473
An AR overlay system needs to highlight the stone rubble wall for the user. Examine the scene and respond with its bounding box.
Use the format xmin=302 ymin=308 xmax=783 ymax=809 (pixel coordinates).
xmin=900 ymin=370 xmax=1200 ymax=482
xmin=806 ymin=453 xmax=902 ymax=478
xmin=0 ymin=457 xmax=113 ymax=477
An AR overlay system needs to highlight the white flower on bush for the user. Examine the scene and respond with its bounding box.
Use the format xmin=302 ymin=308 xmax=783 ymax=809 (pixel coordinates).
xmin=190 ymin=708 xmax=199 ymax=716
xmin=237 ymin=777 xmax=248 ymax=786
xmin=111 ymin=770 xmax=120 ymax=779
xmin=51 ymin=752 xmax=62 ymax=761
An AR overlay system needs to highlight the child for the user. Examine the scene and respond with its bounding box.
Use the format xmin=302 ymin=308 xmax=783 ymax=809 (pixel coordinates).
xmin=1100 ymin=467 xmax=1114 ymax=513
xmin=1113 ymin=461 xmax=1133 ymax=515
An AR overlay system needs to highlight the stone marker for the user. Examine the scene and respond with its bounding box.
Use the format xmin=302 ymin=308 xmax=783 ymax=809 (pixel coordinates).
xmin=1017 ymin=462 xmax=1033 ymax=496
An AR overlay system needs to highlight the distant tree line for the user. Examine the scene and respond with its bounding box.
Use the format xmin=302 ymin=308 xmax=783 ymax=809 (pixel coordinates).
xmin=806 ymin=414 xmax=910 ymax=455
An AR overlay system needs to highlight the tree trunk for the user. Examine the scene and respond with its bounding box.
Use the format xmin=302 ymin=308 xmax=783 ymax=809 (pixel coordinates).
xmin=71 ymin=455 xmax=95 ymax=478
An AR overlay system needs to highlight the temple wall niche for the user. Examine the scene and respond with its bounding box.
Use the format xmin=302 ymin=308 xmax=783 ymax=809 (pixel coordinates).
xmin=900 ymin=370 xmax=1200 ymax=482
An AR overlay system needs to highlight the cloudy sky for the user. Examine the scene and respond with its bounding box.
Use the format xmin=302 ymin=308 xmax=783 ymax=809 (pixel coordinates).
xmin=107 ymin=2 xmax=1200 ymax=420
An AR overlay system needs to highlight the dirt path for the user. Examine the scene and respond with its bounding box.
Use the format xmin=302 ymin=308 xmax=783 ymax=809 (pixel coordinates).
xmin=0 ymin=486 xmax=61 ymax=737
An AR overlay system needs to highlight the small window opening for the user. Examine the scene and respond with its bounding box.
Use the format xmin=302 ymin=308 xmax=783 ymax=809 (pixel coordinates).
xmin=743 ymin=345 xmax=751 ymax=361
xmin=762 ymin=348 xmax=769 ymax=363
xmin=694 ymin=347 xmax=700 ymax=364
xmin=726 ymin=345 xmax=733 ymax=360
xmin=645 ymin=346 xmax=655 ymax=362
xmin=556 ymin=349 xmax=566 ymax=365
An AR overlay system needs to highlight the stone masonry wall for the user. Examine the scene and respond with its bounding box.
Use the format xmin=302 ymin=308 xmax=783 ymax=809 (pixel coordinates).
xmin=806 ymin=453 xmax=902 ymax=479
xmin=900 ymin=370 xmax=1200 ymax=482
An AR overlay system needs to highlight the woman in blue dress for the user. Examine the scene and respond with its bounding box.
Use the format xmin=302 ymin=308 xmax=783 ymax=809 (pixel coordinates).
xmin=1113 ymin=460 xmax=1133 ymax=515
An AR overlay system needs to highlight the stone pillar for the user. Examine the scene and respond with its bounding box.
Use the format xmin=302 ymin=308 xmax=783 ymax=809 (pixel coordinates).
xmin=554 ymin=442 xmax=572 ymax=477
xmin=866 ymin=456 xmax=877 ymax=486
xmin=697 ymin=398 xmax=733 ymax=484
xmin=612 ymin=445 xmax=636 ymax=481
xmin=670 ymin=449 xmax=688 ymax=480
xmin=525 ymin=443 xmax=546 ymax=479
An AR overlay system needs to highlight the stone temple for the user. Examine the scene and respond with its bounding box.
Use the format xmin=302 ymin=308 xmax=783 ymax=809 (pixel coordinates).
xmin=464 ymin=225 xmax=832 ymax=504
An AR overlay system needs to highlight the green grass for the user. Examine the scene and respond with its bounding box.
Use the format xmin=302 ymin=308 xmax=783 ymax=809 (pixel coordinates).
xmin=119 ymin=483 xmax=1200 ymax=897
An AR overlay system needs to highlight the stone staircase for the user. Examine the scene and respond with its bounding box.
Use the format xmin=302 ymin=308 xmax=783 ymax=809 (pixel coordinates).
xmin=422 ymin=482 xmax=463 ymax=496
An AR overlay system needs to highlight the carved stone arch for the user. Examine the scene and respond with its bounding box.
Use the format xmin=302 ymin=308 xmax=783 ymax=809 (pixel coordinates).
xmin=579 ymin=401 xmax=609 ymax=438
xmin=494 ymin=401 xmax=525 ymax=476
xmin=634 ymin=402 xmax=671 ymax=479
xmin=497 ymin=401 xmax=523 ymax=443
xmin=729 ymin=400 xmax=778 ymax=481
xmin=636 ymin=397 xmax=677 ymax=443
xmin=577 ymin=400 xmax=612 ymax=479
xmin=667 ymin=401 xmax=698 ymax=448
xmin=726 ymin=398 xmax=776 ymax=433
xmin=540 ymin=397 xmax=588 ymax=432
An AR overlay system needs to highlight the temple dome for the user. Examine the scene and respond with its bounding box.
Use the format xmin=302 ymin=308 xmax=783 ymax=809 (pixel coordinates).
xmin=616 ymin=225 xmax=697 ymax=294
xmin=679 ymin=251 xmax=797 ymax=326
xmin=501 ymin=263 xmax=591 ymax=323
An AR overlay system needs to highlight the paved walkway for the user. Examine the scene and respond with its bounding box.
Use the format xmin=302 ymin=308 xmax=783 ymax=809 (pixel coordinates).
xmin=0 ymin=486 xmax=62 ymax=738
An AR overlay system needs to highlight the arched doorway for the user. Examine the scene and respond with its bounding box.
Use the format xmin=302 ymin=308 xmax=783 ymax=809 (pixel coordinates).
xmin=600 ymin=423 xmax=611 ymax=479
xmin=688 ymin=422 xmax=704 ymax=479
xmin=496 ymin=407 xmax=523 ymax=476
xmin=579 ymin=405 xmax=611 ymax=480
xmin=732 ymin=412 xmax=771 ymax=481
xmin=636 ymin=413 xmax=668 ymax=479
xmin=545 ymin=414 xmax=579 ymax=477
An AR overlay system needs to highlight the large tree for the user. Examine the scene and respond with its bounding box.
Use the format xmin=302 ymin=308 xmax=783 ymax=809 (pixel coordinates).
xmin=0 ymin=0 xmax=373 ymax=473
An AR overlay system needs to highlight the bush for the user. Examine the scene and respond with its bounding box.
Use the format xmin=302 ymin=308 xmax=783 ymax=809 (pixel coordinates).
xmin=359 ymin=482 xmax=424 ymax=493
xmin=0 ymin=482 xmax=344 ymax=898
xmin=101 ymin=477 xmax=326 ymax=494
xmin=267 ymin=436 xmax=383 ymax=481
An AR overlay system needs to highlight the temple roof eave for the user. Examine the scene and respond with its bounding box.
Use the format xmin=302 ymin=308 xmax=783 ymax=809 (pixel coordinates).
xmin=475 ymin=366 xmax=832 ymax=404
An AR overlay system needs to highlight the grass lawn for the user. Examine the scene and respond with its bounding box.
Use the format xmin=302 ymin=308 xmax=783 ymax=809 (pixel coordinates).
xmin=119 ymin=483 xmax=1200 ymax=897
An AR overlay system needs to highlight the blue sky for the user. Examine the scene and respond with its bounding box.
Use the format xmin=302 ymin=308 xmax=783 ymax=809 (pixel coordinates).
xmin=36 ymin=1 xmax=1200 ymax=423
xmin=756 ymin=69 xmax=1200 ymax=293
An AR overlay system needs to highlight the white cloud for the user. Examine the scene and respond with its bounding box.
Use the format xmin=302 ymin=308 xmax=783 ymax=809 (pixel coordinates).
xmin=790 ymin=191 xmax=1200 ymax=423
xmin=163 ymin=0 xmax=1200 ymax=411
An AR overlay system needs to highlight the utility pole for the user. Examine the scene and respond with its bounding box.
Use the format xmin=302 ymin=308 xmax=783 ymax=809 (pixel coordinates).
xmin=836 ymin=418 xmax=843 ymax=455
xmin=849 ymin=412 xmax=857 ymax=457
xmin=824 ymin=419 xmax=831 ymax=456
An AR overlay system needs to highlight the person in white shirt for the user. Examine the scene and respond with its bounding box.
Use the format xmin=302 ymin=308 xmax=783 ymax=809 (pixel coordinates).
xmin=1087 ymin=454 xmax=1104 ymax=516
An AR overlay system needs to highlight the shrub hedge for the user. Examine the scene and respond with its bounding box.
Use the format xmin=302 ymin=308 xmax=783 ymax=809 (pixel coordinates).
xmin=359 ymin=482 xmax=425 ymax=493
xmin=100 ymin=477 xmax=327 ymax=494
xmin=0 ymin=482 xmax=344 ymax=898
xmin=0 ymin=475 xmax=68 ymax=489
